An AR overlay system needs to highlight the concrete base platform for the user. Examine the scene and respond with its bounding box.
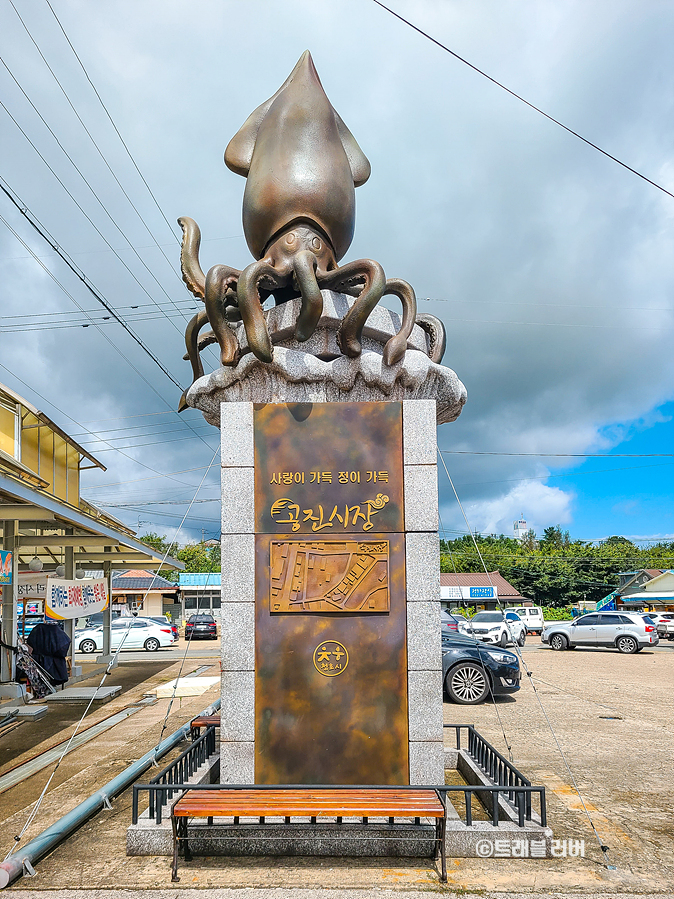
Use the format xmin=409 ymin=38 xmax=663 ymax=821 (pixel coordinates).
xmin=0 ymin=703 xmax=48 ymax=719
xmin=44 ymin=686 xmax=122 ymax=703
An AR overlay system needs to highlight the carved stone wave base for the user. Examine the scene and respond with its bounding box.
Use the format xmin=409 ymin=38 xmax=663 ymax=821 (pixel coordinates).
xmin=185 ymin=291 xmax=467 ymax=425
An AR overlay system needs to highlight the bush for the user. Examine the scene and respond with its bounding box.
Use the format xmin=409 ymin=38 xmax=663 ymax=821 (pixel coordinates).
xmin=542 ymin=606 xmax=573 ymax=620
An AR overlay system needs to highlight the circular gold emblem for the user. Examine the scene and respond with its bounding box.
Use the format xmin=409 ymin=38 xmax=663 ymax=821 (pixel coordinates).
xmin=313 ymin=640 xmax=349 ymax=677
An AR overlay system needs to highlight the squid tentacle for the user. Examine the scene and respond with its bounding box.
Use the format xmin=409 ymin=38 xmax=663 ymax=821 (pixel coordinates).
xmin=205 ymin=264 xmax=241 ymax=366
xmin=381 ymin=278 xmax=417 ymax=366
xmin=318 ymin=259 xmax=386 ymax=358
xmin=237 ymin=260 xmax=288 ymax=362
xmin=415 ymin=313 xmax=446 ymax=364
xmin=293 ymin=250 xmax=324 ymax=342
xmin=178 ymin=309 xmax=209 ymax=411
xmin=178 ymin=217 xmax=206 ymax=299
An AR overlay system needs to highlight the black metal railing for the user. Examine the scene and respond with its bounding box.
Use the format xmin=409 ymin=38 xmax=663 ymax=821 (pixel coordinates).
xmin=445 ymin=724 xmax=533 ymax=819
xmin=132 ymin=781 xmax=546 ymax=829
xmin=144 ymin=725 xmax=217 ymax=824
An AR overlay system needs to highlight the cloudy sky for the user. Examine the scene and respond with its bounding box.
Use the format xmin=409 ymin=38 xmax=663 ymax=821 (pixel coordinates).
xmin=1 ymin=0 xmax=673 ymax=545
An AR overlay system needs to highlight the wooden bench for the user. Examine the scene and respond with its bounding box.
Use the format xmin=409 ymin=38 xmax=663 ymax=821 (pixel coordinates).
xmin=189 ymin=714 xmax=220 ymax=740
xmin=170 ymin=787 xmax=447 ymax=882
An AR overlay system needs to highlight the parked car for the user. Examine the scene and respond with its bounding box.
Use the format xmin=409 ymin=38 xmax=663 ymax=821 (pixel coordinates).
xmin=541 ymin=612 xmax=659 ymax=653
xmin=185 ymin=614 xmax=218 ymax=640
xmin=440 ymin=610 xmax=467 ymax=635
xmin=75 ymin=617 xmax=173 ymax=653
xmin=657 ymin=620 xmax=674 ymax=641
xmin=150 ymin=615 xmax=178 ymax=642
xmin=508 ymin=605 xmax=545 ymax=635
xmin=464 ymin=610 xmax=527 ymax=647
xmin=84 ymin=610 xmax=121 ymax=628
xmin=645 ymin=612 xmax=674 ymax=627
xmin=442 ymin=632 xmax=521 ymax=704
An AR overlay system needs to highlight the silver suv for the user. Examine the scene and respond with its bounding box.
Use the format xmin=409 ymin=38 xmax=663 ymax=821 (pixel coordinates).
xmin=542 ymin=612 xmax=659 ymax=654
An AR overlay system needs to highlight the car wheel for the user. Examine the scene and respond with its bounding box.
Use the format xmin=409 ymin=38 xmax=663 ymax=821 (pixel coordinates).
xmin=446 ymin=663 xmax=490 ymax=704
xmin=517 ymin=632 xmax=526 ymax=647
xmin=617 ymin=635 xmax=638 ymax=654
xmin=499 ymin=632 xmax=508 ymax=648
xmin=79 ymin=639 xmax=97 ymax=654
xmin=550 ymin=633 xmax=568 ymax=651
xmin=144 ymin=637 xmax=160 ymax=652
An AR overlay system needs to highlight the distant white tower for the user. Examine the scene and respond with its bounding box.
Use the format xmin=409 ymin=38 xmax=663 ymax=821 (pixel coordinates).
xmin=514 ymin=515 xmax=528 ymax=541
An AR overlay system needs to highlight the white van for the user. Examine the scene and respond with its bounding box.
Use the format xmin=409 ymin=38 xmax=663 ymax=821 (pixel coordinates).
xmin=509 ymin=606 xmax=545 ymax=635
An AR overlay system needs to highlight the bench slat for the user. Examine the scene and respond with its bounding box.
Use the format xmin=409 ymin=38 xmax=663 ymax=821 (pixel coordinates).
xmin=173 ymin=788 xmax=444 ymax=818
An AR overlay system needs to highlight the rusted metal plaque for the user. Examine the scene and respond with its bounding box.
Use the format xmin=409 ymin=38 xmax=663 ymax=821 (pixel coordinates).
xmin=270 ymin=538 xmax=390 ymax=613
xmin=255 ymin=531 xmax=408 ymax=786
xmin=254 ymin=402 xmax=403 ymax=535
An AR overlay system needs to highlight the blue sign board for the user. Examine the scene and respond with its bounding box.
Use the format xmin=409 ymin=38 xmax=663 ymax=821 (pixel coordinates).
xmin=470 ymin=586 xmax=494 ymax=598
xmin=0 ymin=550 xmax=12 ymax=585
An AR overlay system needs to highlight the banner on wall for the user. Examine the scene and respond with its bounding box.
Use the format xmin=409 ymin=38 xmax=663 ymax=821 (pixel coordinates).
xmin=0 ymin=550 xmax=12 ymax=585
xmin=45 ymin=577 xmax=109 ymax=620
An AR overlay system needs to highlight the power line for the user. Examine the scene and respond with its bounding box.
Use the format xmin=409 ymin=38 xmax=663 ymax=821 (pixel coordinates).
xmin=0 ymin=56 xmax=187 ymax=334
xmin=440 ymin=450 xmax=674 ymax=458
xmin=7 ymin=0 xmax=186 ymax=301
xmin=0 ymin=361 xmax=202 ymax=487
xmin=44 ymin=0 xmax=180 ymax=244
xmin=0 ymin=187 xmax=182 ymax=391
xmin=372 ymin=0 xmax=674 ymax=201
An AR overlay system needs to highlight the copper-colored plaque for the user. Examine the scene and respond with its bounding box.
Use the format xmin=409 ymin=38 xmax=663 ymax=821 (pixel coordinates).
xmin=270 ymin=539 xmax=390 ymax=613
xmin=254 ymin=402 xmax=404 ymax=535
xmin=255 ymin=531 xmax=408 ymax=786
xmin=253 ymin=402 xmax=408 ymax=786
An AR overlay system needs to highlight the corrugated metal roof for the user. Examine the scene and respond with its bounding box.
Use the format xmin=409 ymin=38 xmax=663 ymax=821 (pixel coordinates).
xmin=440 ymin=570 xmax=527 ymax=597
xmin=179 ymin=573 xmax=221 ymax=586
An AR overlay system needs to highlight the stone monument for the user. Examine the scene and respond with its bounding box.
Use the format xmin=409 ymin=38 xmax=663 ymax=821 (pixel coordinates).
xmin=181 ymin=51 xmax=467 ymax=794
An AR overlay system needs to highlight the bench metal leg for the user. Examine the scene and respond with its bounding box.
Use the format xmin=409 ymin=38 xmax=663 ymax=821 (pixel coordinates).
xmin=171 ymin=816 xmax=180 ymax=882
xmin=439 ymin=813 xmax=447 ymax=883
xmin=183 ymin=818 xmax=192 ymax=863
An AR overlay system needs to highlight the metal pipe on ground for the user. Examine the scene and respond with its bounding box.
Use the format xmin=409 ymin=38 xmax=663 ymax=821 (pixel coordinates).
xmin=0 ymin=697 xmax=220 ymax=888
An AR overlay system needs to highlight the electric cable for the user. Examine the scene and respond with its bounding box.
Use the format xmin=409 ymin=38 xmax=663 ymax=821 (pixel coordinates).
xmin=2 ymin=444 xmax=220 ymax=861
xmin=45 ymin=0 xmax=180 ymax=244
xmin=0 ymin=179 xmax=183 ymax=391
xmin=372 ymin=0 xmax=674 ymax=202
xmin=0 ymin=179 xmax=216 ymax=450
xmin=0 ymin=55 xmax=188 ymax=334
xmin=7 ymin=0 xmax=185 ymax=299
xmin=437 ymin=447 xmax=616 ymax=868
xmin=0 ymin=361 xmax=207 ymax=487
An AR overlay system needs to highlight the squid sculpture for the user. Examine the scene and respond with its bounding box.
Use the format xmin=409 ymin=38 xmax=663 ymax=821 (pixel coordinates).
xmin=178 ymin=51 xmax=445 ymax=408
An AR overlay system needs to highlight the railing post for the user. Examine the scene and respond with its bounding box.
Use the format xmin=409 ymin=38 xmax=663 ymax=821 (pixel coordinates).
xmin=465 ymin=791 xmax=472 ymax=827
xmin=539 ymin=788 xmax=547 ymax=826
xmin=491 ymin=790 xmax=499 ymax=826
xmin=132 ymin=785 xmax=138 ymax=825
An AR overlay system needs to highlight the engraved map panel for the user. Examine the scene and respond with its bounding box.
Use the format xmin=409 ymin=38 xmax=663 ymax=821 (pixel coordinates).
xmin=269 ymin=539 xmax=390 ymax=613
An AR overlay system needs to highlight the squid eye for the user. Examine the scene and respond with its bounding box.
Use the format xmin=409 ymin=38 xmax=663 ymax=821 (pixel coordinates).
xmin=285 ymin=233 xmax=296 ymax=245
xmin=311 ymin=237 xmax=322 ymax=250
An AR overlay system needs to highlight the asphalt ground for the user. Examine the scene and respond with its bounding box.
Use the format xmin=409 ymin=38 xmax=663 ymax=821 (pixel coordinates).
xmin=0 ymin=641 xmax=672 ymax=894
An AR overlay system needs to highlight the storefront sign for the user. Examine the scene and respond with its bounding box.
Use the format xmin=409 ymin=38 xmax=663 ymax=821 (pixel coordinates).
xmin=0 ymin=550 xmax=12 ymax=585
xmin=45 ymin=577 xmax=108 ymax=620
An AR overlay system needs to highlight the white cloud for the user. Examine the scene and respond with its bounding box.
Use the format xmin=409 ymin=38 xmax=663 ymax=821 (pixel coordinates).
xmin=444 ymin=480 xmax=574 ymax=538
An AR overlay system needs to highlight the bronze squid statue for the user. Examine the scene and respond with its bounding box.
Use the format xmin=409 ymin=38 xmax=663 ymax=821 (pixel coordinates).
xmin=178 ymin=51 xmax=445 ymax=408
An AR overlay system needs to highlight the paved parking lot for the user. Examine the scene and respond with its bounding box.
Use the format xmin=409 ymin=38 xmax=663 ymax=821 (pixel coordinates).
xmin=2 ymin=640 xmax=672 ymax=894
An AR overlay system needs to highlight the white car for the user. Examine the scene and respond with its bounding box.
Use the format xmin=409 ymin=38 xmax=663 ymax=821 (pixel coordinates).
xmin=465 ymin=611 xmax=527 ymax=647
xmin=508 ymin=605 xmax=545 ymax=635
xmin=75 ymin=617 xmax=173 ymax=653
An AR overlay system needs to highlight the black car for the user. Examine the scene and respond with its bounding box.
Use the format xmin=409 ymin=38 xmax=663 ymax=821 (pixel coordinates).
xmin=185 ymin=614 xmax=218 ymax=640
xmin=442 ymin=632 xmax=520 ymax=704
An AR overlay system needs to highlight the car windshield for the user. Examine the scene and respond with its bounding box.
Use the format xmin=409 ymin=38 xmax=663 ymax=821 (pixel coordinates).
xmin=189 ymin=615 xmax=214 ymax=623
xmin=471 ymin=612 xmax=503 ymax=623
